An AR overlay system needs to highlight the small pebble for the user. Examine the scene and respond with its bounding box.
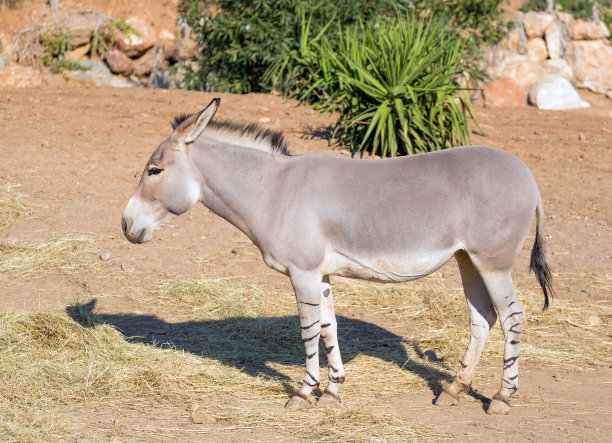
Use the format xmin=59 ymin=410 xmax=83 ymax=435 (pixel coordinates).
xmin=121 ymin=263 xmax=135 ymax=272
xmin=552 ymin=373 xmax=559 ymax=380
xmin=581 ymin=288 xmax=590 ymax=294
xmin=259 ymin=117 xmax=271 ymax=124
xmin=578 ymin=133 xmax=586 ymax=141
xmin=99 ymin=251 xmax=111 ymax=261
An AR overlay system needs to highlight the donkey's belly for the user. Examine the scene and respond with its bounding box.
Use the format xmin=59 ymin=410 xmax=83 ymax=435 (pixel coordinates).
xmin=320 ymin=247 xmax=456 ymax=283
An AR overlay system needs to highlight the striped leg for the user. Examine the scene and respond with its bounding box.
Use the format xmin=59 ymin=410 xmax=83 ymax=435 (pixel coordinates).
xmin=285 ymin=270 xmax=323 ymax=409
xmin=481 ymin=271 xmax=523 ymax=415
xmin=435 ymin=252 xmax=497 ymax=406
xmin=317 ymin=275 xmax=345 ymax=407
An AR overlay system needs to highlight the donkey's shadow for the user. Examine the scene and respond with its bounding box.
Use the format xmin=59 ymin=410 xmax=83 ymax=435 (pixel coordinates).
xmin=68 ymin=299 xmax=457 ymax=398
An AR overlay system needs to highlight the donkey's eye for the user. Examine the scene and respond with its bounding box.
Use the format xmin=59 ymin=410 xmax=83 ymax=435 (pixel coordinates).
xmin=148 ymin=167 xmax=163 ymax=176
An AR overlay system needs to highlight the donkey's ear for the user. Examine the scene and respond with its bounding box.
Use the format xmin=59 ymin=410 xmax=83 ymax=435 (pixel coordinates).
xmin=180 ymin=98 xmax=220 ymax=144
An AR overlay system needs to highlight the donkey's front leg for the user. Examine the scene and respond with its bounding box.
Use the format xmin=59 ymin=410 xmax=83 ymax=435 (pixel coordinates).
xmin=286 ymin=270 xmax=323 ymax=409
xmin=317 ymin=275 xmax=345 ymax=407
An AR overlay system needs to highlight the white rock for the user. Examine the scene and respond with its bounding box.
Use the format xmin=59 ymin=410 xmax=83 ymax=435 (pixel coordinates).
xmin=545 ymin=21 xmax=564 ymax=59
xmin=499 ymin=54 xmax=543 ymax=87
xmin=569 ymin=40 xmax=612 ymax=94
xmin=527 ymin=38 xmax=548 ymax=61
xmin=528 ymin=77 xmax=590 ymax=110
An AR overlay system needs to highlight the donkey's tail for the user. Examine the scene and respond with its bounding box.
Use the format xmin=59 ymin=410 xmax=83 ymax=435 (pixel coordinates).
xmin=530 ymin=192 xmax=554 ymax=310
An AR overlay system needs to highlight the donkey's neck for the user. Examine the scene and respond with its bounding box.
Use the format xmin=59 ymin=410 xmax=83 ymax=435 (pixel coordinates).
xmin=192 ymin=138 xmax=287 ymax=243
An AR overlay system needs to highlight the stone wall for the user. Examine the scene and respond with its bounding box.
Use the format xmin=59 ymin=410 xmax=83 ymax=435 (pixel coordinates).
xmin=484 ymin=11 xmax=612 ymax=108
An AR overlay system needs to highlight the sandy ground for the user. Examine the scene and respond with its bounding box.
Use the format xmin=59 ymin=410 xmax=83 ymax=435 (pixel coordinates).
xmin=0 ymin=84 xmax=610 ymax=441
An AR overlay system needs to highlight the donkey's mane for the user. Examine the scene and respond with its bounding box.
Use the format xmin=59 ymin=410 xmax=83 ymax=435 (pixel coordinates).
xmin=172 ymin=113 xmax=290 ymax=156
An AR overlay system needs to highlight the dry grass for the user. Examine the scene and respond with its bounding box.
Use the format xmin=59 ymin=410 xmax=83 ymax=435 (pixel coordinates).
xmin=1 ymin=275 xmax=610 ymax=440
xmin=0 ymin=182 xmax=97 ymax=282
xmin=0 ymin=183 xmax=27 ymax=234
xmin=0 ymin=235 xmax=97 ymax=281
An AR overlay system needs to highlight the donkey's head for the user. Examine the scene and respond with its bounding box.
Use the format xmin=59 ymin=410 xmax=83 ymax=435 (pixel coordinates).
xmin=121 ymin=98 xmax=220 ymax=244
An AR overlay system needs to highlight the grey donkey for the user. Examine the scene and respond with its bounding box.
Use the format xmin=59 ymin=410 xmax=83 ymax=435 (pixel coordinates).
xmin=121 ymin=98 xmax=553 ymax=414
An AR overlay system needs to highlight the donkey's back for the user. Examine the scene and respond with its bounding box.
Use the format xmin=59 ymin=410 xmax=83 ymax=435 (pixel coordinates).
xmin=270 ymin=146 xmax=540 ymax=281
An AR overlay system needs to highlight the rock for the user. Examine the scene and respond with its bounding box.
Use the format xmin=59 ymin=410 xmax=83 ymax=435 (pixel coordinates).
xmin=528 ymin=77 xmax=590 ymax=110
xmin=501 ymin=27 xmax=525 ymax=54
xmin=584 ymin=315 xmax=603 ymax=326
xmin=99 ymin=251 xmax=111 ymax=261
xmin=64 ymin=44 xmax=91 ymax=62
xmin=527 ymin=38 xmax=548 ymax=61
xmin=61 ymin=10 xmax=112 ymax=49
xmin=104 ymin=50 xmax=134 ymax=76
xmin=0 ymin=62 xmax=42 ymax=88
xmin=159 ymin=29 xmax=175 ymax=42
xmin=134 ymin=48 xmax=159 ymax=78
xmin=121 ymin=262 xmax=135 ymax=272
xmin=542 ymin=58 xmax=575 ymax=84
xmin=259 ymin=117 xmax=271 ymax=124
xmin=166 ymin=37 xmax=198 ymax=63
xmin=483 ymin=77 xmax=527 ymax=107
xmin=499 ymin=54 xmax=543 ymax=87
xmin=523 ymin=12 xmax=554 ymax=38
xmin=545 ymin=21 xmax=564 ymax=59
xmin=115 ymin=17 xmax=156 ymax=58
xmin=572 ymin=19 xmax=610 ymax=40
xmin=67 ymin=60 xmax=139 ymax=87
xmin=0 ymin=55 xmax=9 ymax=69
xmin=569 ymin=40 xmax=612 ymax=93
xmin=190 ymin=412 xmax=217 ymax=424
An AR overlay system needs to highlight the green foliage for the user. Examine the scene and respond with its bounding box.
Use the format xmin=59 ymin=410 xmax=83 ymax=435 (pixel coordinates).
xmin=91 ymin=19 xmax=138 ymax=56
xmin=177 ymin=0 xmax=412 ymax=93
xmin=0 ymin=0 xmax=23 ymax=8
xmin=317 ymin=17 xmax=476 ymax=157
xmin=40 ymin=28 xmax=89 ymax=74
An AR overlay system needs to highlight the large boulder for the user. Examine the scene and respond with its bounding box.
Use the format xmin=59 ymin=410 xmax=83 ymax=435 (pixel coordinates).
xmin=482 ymin=77 xmax=527 ymax=107
xmin=498 ymin=54 xmax=543 ymax=87
xmin=59 ymin=10 xmax=112 ymax=49
xmin=569 ymin=40 xmax=612 ymax=93
xmin=523 ymin=12 xmax=554 ymax=38
xmin=67 ymin=60 xmax=139 ymax=87
xmin=545 ymin=21 xmax=564 ymax=59
xmin=571 ymin=19 xmax=610 ymax=40
xmin=542 ymin=58 xmax=575 ymax=84
xmin=528 ymin=77 xmax=590 ymax=110
xmin=104 ymin=50 xmax=134 ymax=76
xmin=114 ymin=17 xmax=156 ymax=58
xmin=527 ymin=38 xmax=548 ymax=61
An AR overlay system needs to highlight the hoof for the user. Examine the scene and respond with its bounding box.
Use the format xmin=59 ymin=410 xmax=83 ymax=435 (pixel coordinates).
xmin=487 ymin=398 xmax=511 ymax=415
xmin=434 ymin=389 xmax=460 ymax=407
xmin=285 ymin=394 xmax=313 ymax=409
xmin=317 ymin=391 xmax=341 ymax=407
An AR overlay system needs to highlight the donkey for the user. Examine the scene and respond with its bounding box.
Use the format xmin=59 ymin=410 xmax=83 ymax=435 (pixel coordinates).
xmin=121 ymin=98 xmax=553 ymax=414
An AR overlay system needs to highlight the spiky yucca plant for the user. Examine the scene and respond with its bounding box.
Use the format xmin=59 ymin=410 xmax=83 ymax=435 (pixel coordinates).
xmin=320 ymin=17 xmax=477 ymax=157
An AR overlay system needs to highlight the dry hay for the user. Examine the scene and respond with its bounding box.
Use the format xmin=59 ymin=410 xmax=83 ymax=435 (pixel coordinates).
xmin=0 ymin=183 xmax=28 ymax=234
xmin=0 ymin=182 xmax=97 ymax=282
xmin=0 ymin=307 xmax=440 ymax=441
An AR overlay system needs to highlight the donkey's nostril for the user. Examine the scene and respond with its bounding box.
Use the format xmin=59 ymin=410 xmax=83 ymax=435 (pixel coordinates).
xmin=121 ymin=218 xmax=127 ymax=234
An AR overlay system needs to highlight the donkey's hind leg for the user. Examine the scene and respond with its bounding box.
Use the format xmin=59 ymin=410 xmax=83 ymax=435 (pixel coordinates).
xmin=435 ymin=251 xmax=497 ymax=406
xmin=479 ymin=270 xmax=523 ymax=415
xmin=317 ymin=275 xmax=345 ymax=407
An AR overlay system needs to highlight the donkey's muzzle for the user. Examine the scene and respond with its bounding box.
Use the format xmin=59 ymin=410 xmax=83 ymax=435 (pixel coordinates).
xmin=121 ymin=215 xmax=150 ymax=244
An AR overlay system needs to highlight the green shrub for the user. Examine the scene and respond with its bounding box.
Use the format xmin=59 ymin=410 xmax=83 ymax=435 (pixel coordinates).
xmin=91 ymin=19 xmax=138 ymax=56
xmin=40 ymin=28 xmax=89 ymax=75
xmin=177 ymin=0 xmax=412 ymax=93
xmin=317 ymin=17 xmax=476 ymax=157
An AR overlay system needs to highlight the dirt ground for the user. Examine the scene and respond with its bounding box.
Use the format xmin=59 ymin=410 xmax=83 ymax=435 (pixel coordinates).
xmin=0 ymin=82 xmax=610 ymax=441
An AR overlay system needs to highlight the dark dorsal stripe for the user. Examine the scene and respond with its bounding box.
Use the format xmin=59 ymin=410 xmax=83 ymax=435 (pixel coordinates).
xmin=171 ymin=114 xmax=290 ymax=155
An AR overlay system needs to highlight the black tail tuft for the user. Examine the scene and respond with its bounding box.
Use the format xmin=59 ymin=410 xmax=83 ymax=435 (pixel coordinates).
xmin=530 ymin=224 xmax=554 ymax=310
